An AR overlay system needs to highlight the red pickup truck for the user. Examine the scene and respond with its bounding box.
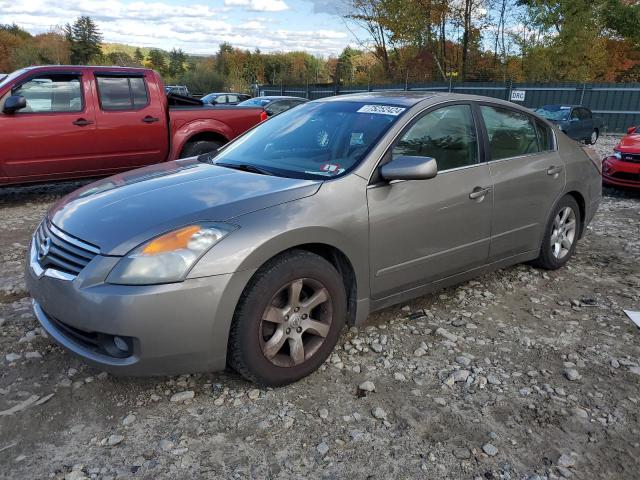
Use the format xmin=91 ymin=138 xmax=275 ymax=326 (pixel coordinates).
xmin=0 ymin=65 xmax=266 ymax=186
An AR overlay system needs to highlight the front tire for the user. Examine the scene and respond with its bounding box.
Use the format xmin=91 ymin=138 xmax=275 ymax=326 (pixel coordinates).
xmin=180 ymin=140 xmax=223 ymax=158
xmin=532 ymin=195 xmax=581 ymax=270
xmin=227 ymin=250 xmax=347 ymax=387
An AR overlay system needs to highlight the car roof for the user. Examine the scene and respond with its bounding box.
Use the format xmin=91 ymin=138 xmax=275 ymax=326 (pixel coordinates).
xmin=255 ymin=96 xmax=308 ymax=100
xmin=21 ymin=65 xmax=153 ymax=75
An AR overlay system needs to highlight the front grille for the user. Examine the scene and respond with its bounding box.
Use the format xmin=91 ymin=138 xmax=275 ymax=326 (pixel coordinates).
xmin=620 ymin=153 xmax=640 ymax=163
xmin=611 ymin=171 xmax=640 ymax=182
xmin=34 ymin=221 xmax=98 ymax=276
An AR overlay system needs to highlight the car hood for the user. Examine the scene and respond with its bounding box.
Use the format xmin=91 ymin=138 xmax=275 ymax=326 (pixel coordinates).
xmin=48 ymin=158 xmax=322 ymax=256
xmin=616 ymin=133 xmax=640 ymax=153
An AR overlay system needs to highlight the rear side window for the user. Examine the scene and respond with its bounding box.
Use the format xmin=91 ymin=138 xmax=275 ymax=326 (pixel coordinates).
xmin=96 ymin=76 xmax=149 ymax=111
xmin=480 ymin=106 xmax=540 ymax=161
xmin=12 ymin=74 xmax=82 ymax=113
xmin=535 ymin=121 xmax=554 ymax=151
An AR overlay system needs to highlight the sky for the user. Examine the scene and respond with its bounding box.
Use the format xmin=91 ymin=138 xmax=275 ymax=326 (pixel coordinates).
xmin=0 ymin=0 xmax=358 ymax=56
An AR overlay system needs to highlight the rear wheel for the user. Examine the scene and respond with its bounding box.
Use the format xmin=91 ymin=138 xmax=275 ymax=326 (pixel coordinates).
xmin=588 ymin=129 xmax=599 ymax=145
xmin=180 ymin=140 xmax=223 ymax=158
xmin=532 ymin=195 xmax=581 ymax=270
xmin=227 ymin=250 xmax=347 ymax=387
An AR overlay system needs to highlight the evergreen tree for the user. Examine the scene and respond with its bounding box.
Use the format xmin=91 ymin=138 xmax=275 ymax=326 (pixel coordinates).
xmin=134 ymin=47 xmax=145 ymax=65
xmin=64 ymin=16 xmax=102 ymax=64
xmin=168 ymin=48 xmax=187 ymax=76
xmin=147 ymin=48 xmax=167 ymax=75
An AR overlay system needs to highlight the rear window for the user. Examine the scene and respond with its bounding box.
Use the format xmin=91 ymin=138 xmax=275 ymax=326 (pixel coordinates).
xmin=96 ymin=76 xmax=149 ymax=111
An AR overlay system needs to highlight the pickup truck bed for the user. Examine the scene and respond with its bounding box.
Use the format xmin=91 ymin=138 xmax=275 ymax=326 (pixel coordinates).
xmin=0 ymin=66 xmax=266 ymax=186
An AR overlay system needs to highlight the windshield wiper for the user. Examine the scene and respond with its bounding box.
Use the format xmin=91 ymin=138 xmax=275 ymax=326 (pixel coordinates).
xmin=214 ymin=162 xmax=275 ymax=176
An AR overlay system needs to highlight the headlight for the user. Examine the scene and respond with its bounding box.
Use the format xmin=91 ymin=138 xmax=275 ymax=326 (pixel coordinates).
xmin=107 ymin=223 xmax=236 ymax=285
xmin=613 ymin=150 xmax=621 ymax=159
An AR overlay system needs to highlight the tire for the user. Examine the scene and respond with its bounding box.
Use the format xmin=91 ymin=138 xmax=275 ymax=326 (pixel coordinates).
xmin=179 ymin=140 xmax=223 ymax=159
xmin=587 ymin=129 xmax=599 ymax=145
xmin=227 ymin=250 xmax=347 ymax=387
xmin=532 ymin=195 xmax=581 ymax=270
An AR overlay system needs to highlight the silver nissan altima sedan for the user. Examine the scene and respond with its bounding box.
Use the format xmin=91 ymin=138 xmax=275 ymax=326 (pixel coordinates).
xmin=25 ymin=92 xmax=601 ymax=386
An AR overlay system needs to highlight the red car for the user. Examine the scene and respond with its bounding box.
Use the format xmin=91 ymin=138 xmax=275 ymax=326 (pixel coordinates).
xmin=602 ymin=126 xmax=640 ymax=189
xmin=0 ymin=66 xmax=267 ymax=186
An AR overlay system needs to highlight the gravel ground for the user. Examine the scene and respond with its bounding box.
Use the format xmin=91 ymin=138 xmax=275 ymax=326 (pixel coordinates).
xmin=1 ymin=136 xmax=639 ymax=480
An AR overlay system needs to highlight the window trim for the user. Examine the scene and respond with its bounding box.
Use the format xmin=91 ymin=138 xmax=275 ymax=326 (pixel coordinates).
xmin=476 ymin=102 xmax=557 ymax=163
xmin=9 ymin=73 xmax=85 ymax=116
xmin=94 ymin=74 xmax=150 ymax=112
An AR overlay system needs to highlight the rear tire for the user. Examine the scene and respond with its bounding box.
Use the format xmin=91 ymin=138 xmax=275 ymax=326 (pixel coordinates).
xmin=532 ymin=195 xmax=581 ymax=270
xmin=227 ymin=250 xmax=347 ymax=387
xmin=180 ymin=140 xmax=223 ymax=158
xmin=587 ymin=129 xmax=599 ymax=145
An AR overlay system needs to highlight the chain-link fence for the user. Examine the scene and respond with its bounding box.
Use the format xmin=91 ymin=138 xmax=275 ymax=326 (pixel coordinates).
xmin=258 ymin=81 xmax=640 ymax=133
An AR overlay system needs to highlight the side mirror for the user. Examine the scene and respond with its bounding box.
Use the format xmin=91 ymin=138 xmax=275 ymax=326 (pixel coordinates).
xmin=380 ymin=155 xmax=438 ymax=182
xmin=3 ymin=95 xmax=27 ymax=114
xmin=628 ymin=126 xmax=637 ymax=135
xmin=265 ymin=108 xmax=274 ymax=117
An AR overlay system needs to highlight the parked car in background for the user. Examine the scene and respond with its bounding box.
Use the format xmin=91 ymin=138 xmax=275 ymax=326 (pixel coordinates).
xmin=165 ymin=85 xmax=190 ymax=96
xmin=26 ymin=92 xmax=601 ymax=386
xmin=201 ymin=92 xmax=251 ymax=106
xmin=535 ymin=105 xmax=603 ymax=144
xmin=238 ymin=96 xmax=308 ymax=116
xmin=0 ymin=66 xmax=267 ymax=186
xmin=602 ymin=125 xmax=640 ymax=189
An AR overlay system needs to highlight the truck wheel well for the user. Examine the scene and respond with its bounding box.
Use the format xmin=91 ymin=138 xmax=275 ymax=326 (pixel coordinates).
xmin=180 ymin=132 xmax=228 ymax=156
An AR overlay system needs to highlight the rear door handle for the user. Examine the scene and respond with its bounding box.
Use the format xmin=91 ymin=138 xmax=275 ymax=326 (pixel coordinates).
xmin=142 ymin=116 xmax=160 ymax=123
xmin=547 ymin=165 xmax=563 ymax=176
xmin=72 ymin=118 xmax=94 ymax=126
xmin=469 ymin=186 xmax=491 ymax=200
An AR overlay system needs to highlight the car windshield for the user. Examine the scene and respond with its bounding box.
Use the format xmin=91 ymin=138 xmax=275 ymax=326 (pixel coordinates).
xmin=238 ymin=98 xmax=273 ymax=107
xmin=0 ymin=68 xmax=27 ymax=89
xmin=535 ymin=106 xmax=570 ymax=121
xmin=207 ymin=101 xmax=406 ymax=180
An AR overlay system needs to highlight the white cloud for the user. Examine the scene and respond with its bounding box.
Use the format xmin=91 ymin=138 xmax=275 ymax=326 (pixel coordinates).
xmin=0 ymin=0 xmax=347 ymax=56
xmin=224 ymin=0 xmax=288 ymax=12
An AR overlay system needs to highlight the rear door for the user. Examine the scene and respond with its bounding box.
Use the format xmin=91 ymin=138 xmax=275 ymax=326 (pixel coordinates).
xmin=91 ymin=72 xmax=168 ymax=170
xmin=0 ymin=72 xmax=97 ymax=179
xmin=479 ymin=104 xmax=566 ymax=261
xmin=368 ymin=103 xmax=493 ymax=299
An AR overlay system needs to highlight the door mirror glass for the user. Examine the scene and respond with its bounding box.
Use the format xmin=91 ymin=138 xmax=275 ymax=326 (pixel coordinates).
xmin=380 ymin=155 xmax=437 ymax=181
xmin=3 ymin=95 xmax=27 ymax=113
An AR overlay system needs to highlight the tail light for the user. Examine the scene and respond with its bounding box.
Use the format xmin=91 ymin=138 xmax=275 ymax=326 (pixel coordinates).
xmin=260 ymin=110 xmax=268 ymax=122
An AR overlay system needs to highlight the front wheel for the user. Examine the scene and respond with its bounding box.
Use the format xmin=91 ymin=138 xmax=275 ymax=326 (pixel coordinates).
xmin=532 ymin=195 xmax=581 ymax=270
xmin=179 ymin=140 xmax=223 ymax=158
xmin=227 ymin=250 xmax=347 ymax=387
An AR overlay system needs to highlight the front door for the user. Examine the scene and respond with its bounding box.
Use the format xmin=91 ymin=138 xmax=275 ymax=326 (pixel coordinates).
xmin=478 ymin=104 xmax=566 ymax=261
xmin=0 ymin=72 xmax=97 ymax=180
xmin=368 ymin=103 xmax=493 ymax=300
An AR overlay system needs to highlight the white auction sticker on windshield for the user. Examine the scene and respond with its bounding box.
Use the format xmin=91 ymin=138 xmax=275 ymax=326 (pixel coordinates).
xmin=357 ymin=105 xmax=406 ymax=116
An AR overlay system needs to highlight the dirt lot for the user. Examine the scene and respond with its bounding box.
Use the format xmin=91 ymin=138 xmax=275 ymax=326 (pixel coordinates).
xmin=1 ymin=136 xmax=639 ymax=480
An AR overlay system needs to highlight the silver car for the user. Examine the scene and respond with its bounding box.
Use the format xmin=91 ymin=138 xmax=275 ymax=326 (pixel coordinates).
xmin=25 ymin=93 xmax=602 ymax=386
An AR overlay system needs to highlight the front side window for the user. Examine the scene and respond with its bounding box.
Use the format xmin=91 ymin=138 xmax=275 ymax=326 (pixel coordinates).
xmin=393 ymin=104 xmax=478 ymax=171
xmin=12 ymin=75 xmax=82 ymax=113
xmin=96 ymin=76 xmax=148 ymax=111
xmin=481 ymin=105 xmax=539 ymax=161
xmin=209 ymin=101 xmax=404 ymax=179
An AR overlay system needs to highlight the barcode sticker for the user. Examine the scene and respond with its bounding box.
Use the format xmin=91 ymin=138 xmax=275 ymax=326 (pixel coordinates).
xmin=357 ymin=105 xmax=406 ymax=116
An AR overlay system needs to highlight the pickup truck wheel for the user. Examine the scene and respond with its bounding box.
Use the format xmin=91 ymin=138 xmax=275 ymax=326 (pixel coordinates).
xmin=588 ymin=129 xmax=599 ymax=145
xmin=180 ymin=140 xmax=223 ymax=158
xmin=227 ymin=250 xmax=347 ymax=387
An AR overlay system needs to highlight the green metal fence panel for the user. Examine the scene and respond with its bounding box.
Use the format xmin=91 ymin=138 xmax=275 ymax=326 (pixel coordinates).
xmin=258 ymin=82 xmax=640 ymax=133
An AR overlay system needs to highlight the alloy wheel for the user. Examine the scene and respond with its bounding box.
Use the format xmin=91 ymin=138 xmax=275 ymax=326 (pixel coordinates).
xmin=550 ymin=206 xmax=577 ymax=259
xmin=259 ymin=278 xmax=333 ymax=368
xmin=590 ymin=131 xmax=598 ymax=144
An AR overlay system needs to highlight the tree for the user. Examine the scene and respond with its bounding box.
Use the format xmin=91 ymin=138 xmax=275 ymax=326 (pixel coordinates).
xmin=147 ymin=49 xmax=167 ymax=75
xmin=65 ymin=16 xmax=102 ymax=64
xmin=134 ymin=48 xmax=145 ymax=65
xmin=168 ymin=48 xmax=187 ymax=76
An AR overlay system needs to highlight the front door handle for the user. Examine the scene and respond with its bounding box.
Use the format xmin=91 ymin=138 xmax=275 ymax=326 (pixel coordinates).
xmin=547 ymin=165 xmax=563 ymax=176
xmin=72 ymin=118 xmax=94 ymax=126
xmin=142 ymin=116 xmax=160 ymax=123
xmin=469 ymin=186 xmax=491 ymax=200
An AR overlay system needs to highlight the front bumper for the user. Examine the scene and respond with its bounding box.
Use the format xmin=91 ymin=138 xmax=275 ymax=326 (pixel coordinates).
xmin=26 ymin=243 xmax=255 ymax=375
xmin=602 ymin=156 xmax=640 ymax=190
